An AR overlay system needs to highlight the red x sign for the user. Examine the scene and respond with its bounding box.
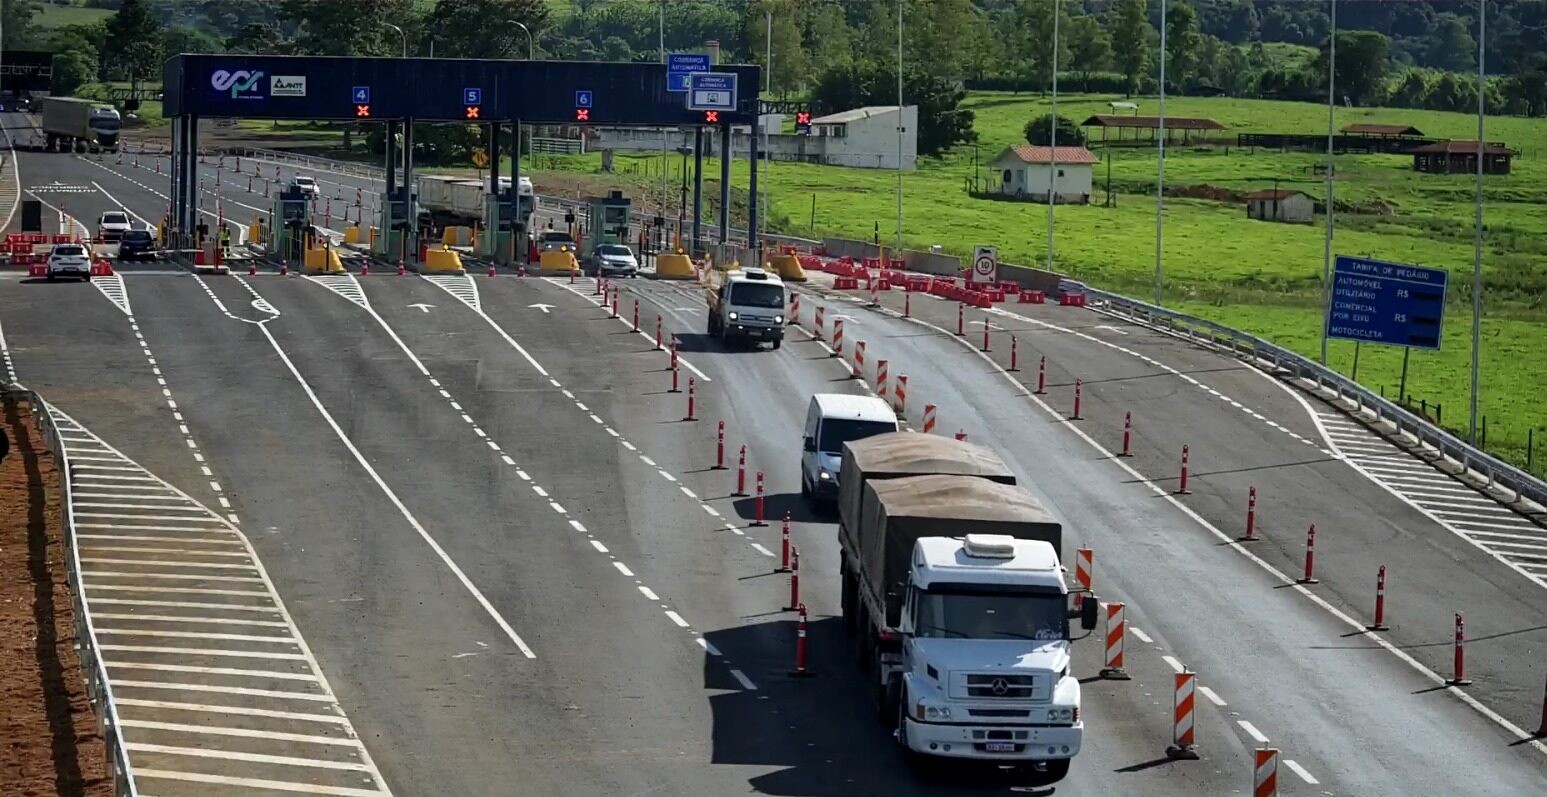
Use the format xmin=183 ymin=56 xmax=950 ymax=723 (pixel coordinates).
xmin=465 ymin=106 xmax=480 ymax=119
xmin=575 ymin=108 xmax=590 ymax=122
xmin=704 ymin=110 xmax=719 ymax=124
xmin=355 ymin=104 xmax=371 ymax=117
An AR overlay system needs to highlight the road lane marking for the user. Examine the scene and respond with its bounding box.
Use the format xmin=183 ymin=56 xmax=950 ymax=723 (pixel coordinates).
xmin=1129 ymin=626 xmax=1153 ymax=644
xmin=1161 ymin=655 xmax=1184 ymax=673
xmin=1237 ymin=720 xmax=1269 ymax=743
xmin=115 ymin=700 xmax=345 ymax=724
xmin=1197 ymin=685 xmax=1227 ymax=706
xmin=125 ymin=742 xmax=371 ymax=771
xmin=132 ymin=769 xmax=384 ymax=797
xmin=613 ymin=562 xmax=634 ymax=577
xmin=664 ymin=610 xmax=689 ymax=628
xmin=1283 ymin=759 xmax=1320 ymax=784
xmin=638 ymin=586 xmax=660 ymax=601
xmin=729 ymin=669 xmax=758 ymax=690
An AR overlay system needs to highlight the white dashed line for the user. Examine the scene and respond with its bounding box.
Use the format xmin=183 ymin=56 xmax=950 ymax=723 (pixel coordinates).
xmin=1130 ymin=627 xmax=1153 ymax=644
xmin=638 ymin=586 xmax=660 ymax=601
xmin=1197 ymin=685 xmax=1227 ymax=707
xmin=613 ymin=562 xmax=634 ymax=577
xmin=729 ymin=669 xmax=758 ymax=690
xmin=1283 ymin=759 xmax=1320 ymax=785
xmin=589 ymin=540 xmax=609 ymax=554
xmin=1237 ymin=720 xmax=1269 ymax=743
xmin=1161 ymin=655 xmax=1185 ymax=673
xmin=663 ymin=611 xmax=689 ymax=628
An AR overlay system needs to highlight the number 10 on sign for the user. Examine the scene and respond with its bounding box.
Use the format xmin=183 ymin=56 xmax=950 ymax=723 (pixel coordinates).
xmin=971 ymin=245 xmax=998 ymax=285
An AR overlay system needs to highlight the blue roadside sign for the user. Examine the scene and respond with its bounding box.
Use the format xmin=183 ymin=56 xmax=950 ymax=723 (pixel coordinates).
xmin=667 ymin=53 xmax=712 ymax=92
xmin=1325 ymin=255 xmax=1448 ymax=349
xmin=687 ymin=73 xmax=737 ymax=111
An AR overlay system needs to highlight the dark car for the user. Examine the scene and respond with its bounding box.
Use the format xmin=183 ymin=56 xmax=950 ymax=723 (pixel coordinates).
xmin=118 ymin=228 xmax=157 ymax=261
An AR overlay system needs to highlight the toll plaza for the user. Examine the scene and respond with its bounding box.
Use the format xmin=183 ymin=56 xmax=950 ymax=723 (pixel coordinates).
xmin=161 ymin=54 xmax=762 ymax=269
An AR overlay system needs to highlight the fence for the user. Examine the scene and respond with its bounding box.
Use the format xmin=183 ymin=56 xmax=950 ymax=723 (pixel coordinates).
xmin=2 ymin=386 xmax=138 ymax=796
xmin=1082 ymin=290 xmax=1547 ymax=510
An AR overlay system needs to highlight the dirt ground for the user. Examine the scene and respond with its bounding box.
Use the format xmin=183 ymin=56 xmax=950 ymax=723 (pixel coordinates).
xmin=0 ymin=395 xmax=110 ymax=797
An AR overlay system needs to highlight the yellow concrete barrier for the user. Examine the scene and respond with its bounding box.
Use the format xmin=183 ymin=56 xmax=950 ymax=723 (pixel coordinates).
xmin=303 ymin=246 xmax=345 ymax=274
xmin=423 ymin=247 xmax=465 ymax=274
xmin=344 ymin=226 xmax=361 ymax=244
xmin=653 ymin=252 xmax=696 ymax=280
xmin=771 ymin=253 xmax=807 ymax=282
xmin=537 ymin=249 xmax=578 ymax=275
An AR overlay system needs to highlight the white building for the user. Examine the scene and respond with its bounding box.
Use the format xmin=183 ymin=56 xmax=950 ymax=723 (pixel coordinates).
xmin=1245 ymin=189 xmax=1314 ymax=224
xmin=590 ymin=105 xmax=918 ymax=171
xmin=987 ymin=145 xmax=1097 ymax=204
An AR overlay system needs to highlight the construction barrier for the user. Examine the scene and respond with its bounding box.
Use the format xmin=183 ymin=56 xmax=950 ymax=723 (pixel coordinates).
xmin=1074 ymin=548 xmax=1093 ymax=610
xmin=1253 ymin=748 xmax=1279 ymax=797
xmin=302 ymin=246 xmax=346 ymax=274
xmin=1166 ymin=671 xmax=1200 ymax=759
xmin=922 ymin=403 xmax=936 ymax=434
xmin=1101 ymin=602 xmax=1130 ymax=679
xmin=1019 ymin=289 xmax=1046 ymax=304
xmin=653 ymin=253 xmax=696 ymax=280
xmin=424 ymin=247 xmax=466 ymax=274
xmin=770 ymin=253 xmax=806 ymax=282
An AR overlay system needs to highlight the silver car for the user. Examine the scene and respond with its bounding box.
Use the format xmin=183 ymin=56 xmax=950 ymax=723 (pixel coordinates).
xmin=47 ymin=243 xmax=91 ymax=281
xmin=587 ymin=244 xmax=639 ymax=278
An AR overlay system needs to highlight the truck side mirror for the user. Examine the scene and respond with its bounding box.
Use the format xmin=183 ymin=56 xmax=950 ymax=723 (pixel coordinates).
xmin=803 ymin=436 xmax=817 ymax=453
xmin=1079 ymin=595 xmax=1099 ymax=631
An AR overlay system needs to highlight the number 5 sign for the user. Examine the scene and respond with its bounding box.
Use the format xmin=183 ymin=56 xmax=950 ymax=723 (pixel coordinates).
xmin=970 ymin=245 xmax=998 ymax=285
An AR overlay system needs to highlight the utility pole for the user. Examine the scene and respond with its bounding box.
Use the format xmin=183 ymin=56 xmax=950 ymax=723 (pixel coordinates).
xmin=1469 ymin=0 xmax=1486 ymax=445
xmin=895 ymin=0 xmax=904 ymax=255
xmin=1153 ymin=0 xmax=1167 ymax=306
xmin=1320 ymin=0 xmax=1337 ymax=365
xmin=1047 ymin=0 xmax=1061 ymax=271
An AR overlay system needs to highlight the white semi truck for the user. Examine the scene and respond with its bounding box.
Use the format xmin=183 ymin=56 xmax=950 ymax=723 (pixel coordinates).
xmin=838 ymin=433 xmax=1096 ymax=785
xmin=415 ymin=173 xmax=533 ymax=232
xmin=40 ymin=96 xmax=120 ymax=152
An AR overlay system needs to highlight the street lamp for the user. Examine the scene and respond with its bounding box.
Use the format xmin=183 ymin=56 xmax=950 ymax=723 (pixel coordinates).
xmin=513 ymin=22 xmax=535 ymax=60
xmin=383 ymin=22 xmax=407 ymax=58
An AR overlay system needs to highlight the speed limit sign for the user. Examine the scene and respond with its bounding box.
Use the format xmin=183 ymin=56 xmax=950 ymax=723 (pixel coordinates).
xmin=971 ymin=245 xmax=998 ymax=285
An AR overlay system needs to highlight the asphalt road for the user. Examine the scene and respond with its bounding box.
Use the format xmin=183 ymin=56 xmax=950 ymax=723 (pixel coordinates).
xmin=1 ymin=139 xmax=1544 ymax=795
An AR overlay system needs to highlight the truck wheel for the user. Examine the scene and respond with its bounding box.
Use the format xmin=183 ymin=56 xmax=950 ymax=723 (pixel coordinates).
xmin=1023 ymin=759 xmax=1071 ymax=786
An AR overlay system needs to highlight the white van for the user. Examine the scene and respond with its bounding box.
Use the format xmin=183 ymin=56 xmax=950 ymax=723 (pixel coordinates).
xmin=801 ymin=394 xmax=899 ymax=504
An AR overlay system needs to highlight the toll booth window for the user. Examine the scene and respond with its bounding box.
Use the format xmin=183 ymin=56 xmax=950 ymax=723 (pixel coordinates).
xmin=281 ymin=200 xmax=307 ymax=223
xmin=604 ymin=207 xmax=628 ymax=225
xmin=728 ymin=282 xmax=784 ymax=309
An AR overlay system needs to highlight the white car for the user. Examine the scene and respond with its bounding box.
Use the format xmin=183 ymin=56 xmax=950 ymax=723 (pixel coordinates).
xmin=290 ymin=175 xmax=320 ymax=198
xmin=587 ymin=244 xmax=639 ymax=277
xmin=47 ymin=243 xmax=92 ymax=281
xmin=97 ymin=210 xmax=131 ymax=241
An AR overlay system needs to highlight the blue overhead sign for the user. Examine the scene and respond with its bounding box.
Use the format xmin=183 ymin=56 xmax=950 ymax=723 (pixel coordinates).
xmin=1325 ymin=255 xmax=1448 ymax=349
xmin=575 ymin=90 xmax=592 ymax=108
xmin=667 ymin=53 xmax=712 ymax=92
xmin=687 ymin=73 xmax=737 ymax=111
xmin=352 ymin=86 xmax=370 ymax=103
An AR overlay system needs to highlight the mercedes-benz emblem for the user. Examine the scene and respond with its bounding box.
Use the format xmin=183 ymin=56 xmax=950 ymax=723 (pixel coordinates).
xmin=989 ymin=677 xmax=1010 ymax=696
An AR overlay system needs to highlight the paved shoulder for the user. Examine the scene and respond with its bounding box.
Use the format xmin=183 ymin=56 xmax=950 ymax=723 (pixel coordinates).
xmin=48 ymin=403 xmax=391 ymax=796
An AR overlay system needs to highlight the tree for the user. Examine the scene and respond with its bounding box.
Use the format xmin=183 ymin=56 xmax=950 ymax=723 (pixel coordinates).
xmin=1216 ymin=46 xmax=1254 ymax=96
xmin=804 ymin=1 xmax=854 ymax=77
xmin=1424 ymin=13 xmax=1475 ymax=72
xmin=1427 ymin=71 xmax=1473 ymax=113
xmin=280 ymin=0 xmax=418 ymax=57
xmin=908 ymin=0 xmax=976 ymax=82
xmin=162 ymin=25 xmax=224 ymax=57
xmin=1315 ymin=30 xmax=1390 ymax=106
xmin=746 ymin=0 xmax=807 ymax=96
xmin=1389 ymin=70 xmax=1431 ymax=108
xmin=1064 ymin=14 xmax=1111 ymax=90
xmin=105 ymin=0 xmax=162 ymax=91
xmin=52 ymin=49 xmax=100 ymax=96
xmin=1111 ymin=0 xmax=1150 ymax=97
xmin=427 ymin=0 xmax=550 ymax=59
xmin=1016 ymin=0 xmax=1070 ymax=94
xmin=2 ymin=0 xmax=42 ymax=50
xmin=1023 ymin=114 xmax=1086 ymax=148
xmin=811 ymin=61 xmax=975 ymax=156
xmin=1504 ymin=57 xmax=1547 ymax=117
xmin=225 ymin=22 xmax=282 ymax=55
xmin=1164 ymin=0 xmax=1202 ymax=93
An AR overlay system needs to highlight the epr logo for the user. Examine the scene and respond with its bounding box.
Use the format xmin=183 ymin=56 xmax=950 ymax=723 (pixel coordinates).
xmin=211 ymin=69 xmax=265 ymax=99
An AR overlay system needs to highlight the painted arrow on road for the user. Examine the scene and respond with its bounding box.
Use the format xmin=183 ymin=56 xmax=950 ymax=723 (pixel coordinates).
xmin=408 ymin=303 xmax=435 ymax=313
xmin=529 ymin=303 xmax=555 ymax=314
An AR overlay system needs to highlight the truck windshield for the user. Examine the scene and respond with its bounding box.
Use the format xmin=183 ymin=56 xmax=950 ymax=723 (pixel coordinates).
xmin=728 ymin=282 xmax=784 ymax=308
xmin=818 ymin=419 xmax=894 ymax=453
xmin=915 ymin=588 xmax=1067 ymax=642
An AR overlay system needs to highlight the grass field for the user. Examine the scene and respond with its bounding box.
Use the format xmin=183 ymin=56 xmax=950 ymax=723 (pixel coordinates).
xmin=34 ymin=2 xmax=112 ymax=29
xmin=528 ymin=91 xmax=1547 ymax=474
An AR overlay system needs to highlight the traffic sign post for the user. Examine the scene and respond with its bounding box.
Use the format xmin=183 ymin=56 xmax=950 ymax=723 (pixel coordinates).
xmin=667 ymin=53 xmax=712 ymax=93
xmin=687 ymin=73 xmax=737 ymax=112
xmin=970 ymin=245 xmax=998 ymax=285
xmin=1325 ymin=255 xmax=1448 ymax=349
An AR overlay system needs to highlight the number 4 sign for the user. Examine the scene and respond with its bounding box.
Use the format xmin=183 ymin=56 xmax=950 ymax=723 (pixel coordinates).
xmin=971 ymin=245 xmax=998 ymax=285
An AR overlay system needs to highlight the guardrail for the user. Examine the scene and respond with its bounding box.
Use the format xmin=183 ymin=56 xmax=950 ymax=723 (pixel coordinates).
xmin=3 ymin=386 xmax=138 ymax=796
xmin=1082 ymin=288 xmax=1547 ymax=510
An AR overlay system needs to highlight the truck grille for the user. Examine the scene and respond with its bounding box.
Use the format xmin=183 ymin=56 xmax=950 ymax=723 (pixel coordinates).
xmin=964 ymin=673 xmax=1037 ymax=699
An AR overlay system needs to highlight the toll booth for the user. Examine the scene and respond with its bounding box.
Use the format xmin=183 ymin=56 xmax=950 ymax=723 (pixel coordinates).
xmin=373 ymin=187 xmax=421 ymax=265
xmin=268 ymin=187 xmax=313 ymax=265
xmin=587 ymin=191 xmax=631 ymax=252
xmin=476 ymin=181 xmax=536 ymax=265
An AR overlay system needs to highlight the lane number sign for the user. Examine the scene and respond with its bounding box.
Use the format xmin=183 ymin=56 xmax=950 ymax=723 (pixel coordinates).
xmin=971 ymin=245 xmax=998 ymax=284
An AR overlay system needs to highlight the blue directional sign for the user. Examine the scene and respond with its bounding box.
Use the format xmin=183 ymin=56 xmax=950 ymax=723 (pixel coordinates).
xmin=667 ymin=53 xmax=712 ymax=92
xmin=463 ymin=87 xmax=482 ymax=105
xmin=1325 ymin=255 xmax=1448 ymax=349
xmin=687 ymin=73 xmax=737 ymax=111
xmin=575 ymin=90 xmax=593 ymax=108
xmin=352 ymin=86 xmax=370 ymax=103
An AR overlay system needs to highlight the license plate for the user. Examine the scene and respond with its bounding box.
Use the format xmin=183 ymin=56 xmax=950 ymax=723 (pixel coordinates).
xmin=985 ymin=742 xmax=1016 ymax=753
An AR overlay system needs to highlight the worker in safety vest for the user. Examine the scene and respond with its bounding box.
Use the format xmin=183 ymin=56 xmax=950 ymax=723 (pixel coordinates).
xmin=219 ymin=226 xmax=231 ymax=255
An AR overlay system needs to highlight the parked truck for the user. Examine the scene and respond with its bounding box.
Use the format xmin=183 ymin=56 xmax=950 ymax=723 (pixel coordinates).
xmin=40 ymin=97 xmax=120 ymax=152
xmin=837 ymin=433 xmax=1095 ymax=785
xmin=705 ymin=266 xmax=786 ymax=349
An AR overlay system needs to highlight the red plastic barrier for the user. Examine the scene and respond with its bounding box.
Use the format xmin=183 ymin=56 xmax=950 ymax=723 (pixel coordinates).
xmin=4 ymin=233 xmax=21 ymax=244
xmin=862 ymin=256 xmax=880 ymax=269
xmin=984 ymin=288 xmax=1006 ymax=303
xmin=51 ymin=234 xmax=71 ymax=244
xmin=1059 ymin=292 xmax=1088 ymax=307
xmin=888 ymin=258 xmax=905 ymax=271
xmin=1019 ymin=290 xmax=1046 ymax=304
xmin=834 ymin=276 xmax=860 ymax=290
xmin=997 ymin=281 xmax=1020 ymax=294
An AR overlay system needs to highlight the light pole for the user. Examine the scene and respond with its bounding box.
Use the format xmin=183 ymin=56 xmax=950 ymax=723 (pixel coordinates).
xmin=1469 ymin=1 xmax=1486 ymax=445
xmin=1154 ymin=0 xmax=1167 ymax=306
xmin=895 ymin=0 xmax=904 ymax=255
xmin=513 ymin=22 xmax=534 ymax=60
xmin=1320 ymin=0 xmax=1337 ymax=365
xmin=383 ymin=22 xmax=407 ymax=58
xmin=1047 ymin=0 xmax=1060 ymax=271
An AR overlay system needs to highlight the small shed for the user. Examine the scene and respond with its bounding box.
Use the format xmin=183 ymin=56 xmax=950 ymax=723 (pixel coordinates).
xmin=1245 ymin=189 xmax=1314 ymax=224
xmin=1081 ymin=115 xmax=1226 ymax=144
xmin=1410 ymin=140 xmax=1515 ymax=175
xmin=987 ymin=145 xmax=1097 ymax=204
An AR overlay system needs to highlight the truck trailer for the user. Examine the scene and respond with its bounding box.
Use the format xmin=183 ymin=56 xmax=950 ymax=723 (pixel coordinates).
xmin=40 ymin=97 xmax=120 ymax=152
xmin=837 ymin=433 xmax=1094 ymax=785
xmin=415 ymin=174 xmax=533 ymax=233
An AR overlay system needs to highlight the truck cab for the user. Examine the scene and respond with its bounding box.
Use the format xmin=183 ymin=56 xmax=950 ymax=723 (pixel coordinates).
xmin=895 ymin=533 xmax=1093 ymax=783
xmin=706 ymin=267 xmax=786 ymax=349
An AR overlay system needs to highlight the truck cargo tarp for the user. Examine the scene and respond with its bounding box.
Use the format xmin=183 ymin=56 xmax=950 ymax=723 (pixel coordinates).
xmin=860 ymin=474 xmax=1063 ymax=628
xmin=839 ymin=433 xmax=1017 ymax=535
